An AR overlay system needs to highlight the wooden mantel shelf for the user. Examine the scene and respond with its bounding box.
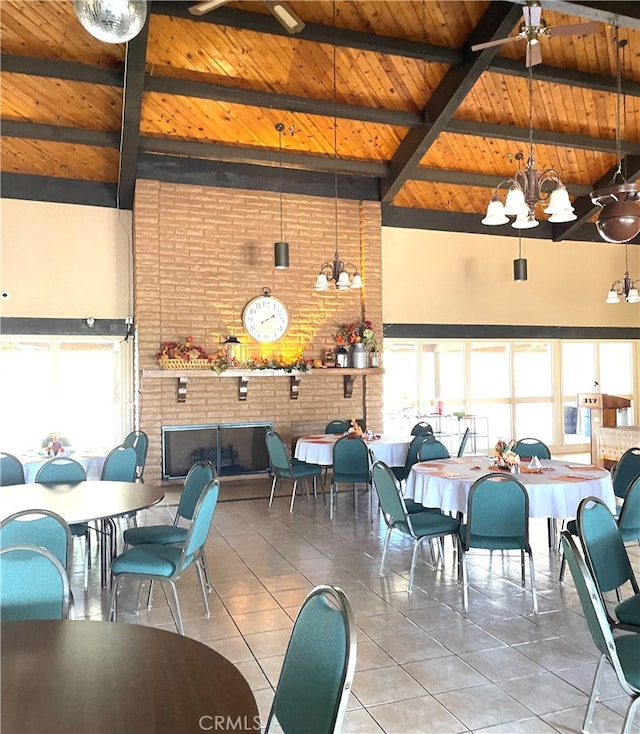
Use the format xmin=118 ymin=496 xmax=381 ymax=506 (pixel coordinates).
xmin=142 ymin=367 xmax=383 ymax=401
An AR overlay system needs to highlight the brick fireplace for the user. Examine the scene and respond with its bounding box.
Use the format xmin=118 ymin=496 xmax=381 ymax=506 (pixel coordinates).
xmin=133 ymin=180 xmax=383 ymax=484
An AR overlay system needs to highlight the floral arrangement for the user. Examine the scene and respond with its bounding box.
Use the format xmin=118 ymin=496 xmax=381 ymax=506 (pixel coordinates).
xmin=246 ymin=355 xmax=311 ymax=374
xmin=41 ymin=432 xmax=70 ymax=456
xmin=335 ymin=319 xmax=377 ymax=351
xmin=492 ymin=439 xmax=520 ymax=467
xmin=156 ymin=336 xmax=211 ymax=364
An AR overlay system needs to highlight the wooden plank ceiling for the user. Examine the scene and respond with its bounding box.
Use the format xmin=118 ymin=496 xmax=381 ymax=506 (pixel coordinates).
xmin=1 ymin=0 xmax=640 ymax=242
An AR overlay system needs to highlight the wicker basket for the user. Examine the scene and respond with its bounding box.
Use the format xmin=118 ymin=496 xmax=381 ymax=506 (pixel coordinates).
xmin=158 ymin=359 xmax=211 ymax=370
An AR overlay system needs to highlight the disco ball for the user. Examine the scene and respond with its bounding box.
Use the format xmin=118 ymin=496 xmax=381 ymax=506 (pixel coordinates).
xmin=73 ymin=0 xmax=147 ymax=44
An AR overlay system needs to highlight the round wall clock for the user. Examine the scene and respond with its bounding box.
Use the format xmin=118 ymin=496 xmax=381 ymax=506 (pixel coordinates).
xmin=242 ymin=288 xmax=289 ymax=343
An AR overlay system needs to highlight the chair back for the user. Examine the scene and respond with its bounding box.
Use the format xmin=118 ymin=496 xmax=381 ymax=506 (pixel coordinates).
xmin=0 ymin=544 xmax=71 ymax=620
xmin=559 ymin=532 xmax=634 ymax=695
xmin=611 ymin=447 xmax=640 ymax=499
xmin=177 ymin=461 xmax=217 ymax=522
xmin=464 ymin=473 xmax=529 ymax=549
xmin=0 ymin=452 xmax=25 ymax=486
xmin=122 ymin=431 xmax=149 ymax=480
xmin=400 ymin=435 xmax=428 ymax=478
xmin=333 ymin=436 xmax=370 ymax=480
xmin=35 ymin=457 xmax=87 ymax=483
xmin=265 ymin=585 xmax=357 ymax=734
xmin=181 ymin=480 xmax=220 ymax=565
xmin=618 ymin=475 xmax=640 ymax=544
xmin=457 ymin=427 xmax=471 ymax=457
xmin=410 ymin=422 xmax=433 ymax=436
xmin=372 ymin=461 xmax=411 ymax=532
xmin=416 ymin=435 xmax=450 ymax=461
xmin=0 ymin=510 xmax=72 ymax=569
xmin=266 ymin=431 xmax=292 ymax=473
xmin=513 ymin=437 xmax=551 ymax=460
xmin=101 ymin=446 xmax=138 ymax=481
xmin=325 ymin=420 xmax=350 ymax=435
xmin=577 ymin=495 xmax=638 ymax=596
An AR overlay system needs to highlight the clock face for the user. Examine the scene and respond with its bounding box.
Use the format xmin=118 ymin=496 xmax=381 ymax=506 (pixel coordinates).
xmin=242 ymin=295 xmax=289 ymax=342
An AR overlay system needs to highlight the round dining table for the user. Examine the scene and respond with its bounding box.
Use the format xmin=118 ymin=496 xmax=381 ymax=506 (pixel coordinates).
xmin=295 ymin=433 xmax=413 ymax=467
xmin=404 ymin=456 xmax=616 ymax=519
xmin=19 ymin=452 xmax=108 ymax=483
xmin=0 ymin=481 xmax=164 ymax=586
xmin=1 ymin=620 xmax=260 ymax=734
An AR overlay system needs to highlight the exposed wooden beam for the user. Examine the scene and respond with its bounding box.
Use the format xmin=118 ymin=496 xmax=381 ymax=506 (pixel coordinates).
xmin=552 ymin=155 xmax=640 ymax=241
xmin=151 ymin=1 xmax=461 ymax=65
xmin=539 ymin=1 xmax=640 ymax=31
xmin=0 ymin=173 xmax=117 ymax=208
xmin=380 ymin=1 xmax=524 ymax=202
xmin=117 ymin=19 xmax=149 ymax=210
xmin=0 ymin=121 xmax=119 ymax=147
xmin=0 ymin=54 xmax=123 ymax=86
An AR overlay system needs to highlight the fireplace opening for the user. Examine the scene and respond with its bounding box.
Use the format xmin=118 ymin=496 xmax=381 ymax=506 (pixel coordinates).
xmin=162 ymin=422 xmax=272 ymax=480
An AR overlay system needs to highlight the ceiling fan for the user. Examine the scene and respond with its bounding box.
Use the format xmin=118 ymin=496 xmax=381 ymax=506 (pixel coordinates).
xmin=471 ymin=1 xmax=601 ymax=67
xmin=188 ymin=0 xmax=305 ymax=34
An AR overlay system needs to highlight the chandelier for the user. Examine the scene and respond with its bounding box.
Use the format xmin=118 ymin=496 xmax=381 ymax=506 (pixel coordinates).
xmin=73 ymin=0 xmax=147 ymax=44
xmin=274 ymin=123 xmax=289 ymax=269
xmin=605 ymin=244 xmax=640 ymax=304
xmin=590 ymin=34 xmax=640 ymax=244
xmin=314 ymin=3 xmax=363 ymax=292
xmin=481 ymin=66 xmax=576 ymax=229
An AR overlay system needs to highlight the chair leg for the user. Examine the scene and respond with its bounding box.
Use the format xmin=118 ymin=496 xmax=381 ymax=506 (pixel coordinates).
xmin=520 ymin=548 xmax=526 ymax=588
xmin=461 ymin=548 xmax=469 ymax=611
xmin=379 ymin=527 xmax=392 ymax=577
xmin=195 ymin=561 xmax=211 ymax=618
xmin=199 ymin=551 xmax=213 ymax=593
xmin=582 ymin=654 xmax=606 ymax=734
xmin=166 ymin=580 xmax=184 ymax=636
xmin=622 ymin=694 xmax=640 ymax=734
xmin=528 ymin=550 xmax=538 ymax=614
xmin=136 ymin=580 xmax=145 ymax=614
xmin=408 ymin=537 xmax=427 ymax=593
xmin=330 ymin=481 xmax=336 ymax=520
xmin=559 ymin=551 xmax=567 ymax=582
xmin=108 ymin=576 xmax=121 ymax=621
xmin=290 ymin=479 xmax=298 ymax=513
xmin=146 ymin=580 xmax=155 ymax=611
xmin=83 ymin=534 xmax=90 ymax=591
xmin=268 ymin=475 xmax=278 ymax=507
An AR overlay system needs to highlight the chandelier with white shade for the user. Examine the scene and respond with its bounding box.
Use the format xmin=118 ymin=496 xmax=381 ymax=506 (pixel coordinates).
xmin=481 ymin=67 xmax=576 ymax=229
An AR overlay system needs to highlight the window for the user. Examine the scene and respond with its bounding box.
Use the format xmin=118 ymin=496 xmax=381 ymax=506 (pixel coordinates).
xmin=0 ymin=337 xmax=130 ymax=453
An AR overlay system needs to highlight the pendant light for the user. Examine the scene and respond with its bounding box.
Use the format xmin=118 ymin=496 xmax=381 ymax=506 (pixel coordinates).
xmin=274 ymin=122 xmax=289 ymax=269
xmin=513 ymin=231 xmax=528 ymax=281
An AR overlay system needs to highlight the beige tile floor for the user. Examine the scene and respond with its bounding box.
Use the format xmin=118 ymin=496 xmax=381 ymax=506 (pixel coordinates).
xmin=73 ymin=474 xmax=640 ymax=734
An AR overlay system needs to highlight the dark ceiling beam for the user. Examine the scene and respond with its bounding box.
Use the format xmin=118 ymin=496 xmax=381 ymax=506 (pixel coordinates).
xmin=0 ymin=54 xmax=123 ymax=87
xmin=379 ymin=2 xmax=524 ymax=202
xmin=537 ymin=1 xmax=640 ymax=31
xmin=1 ymin=120 xmax=119 ymax=147
xmin=0 ymin=173 xmax=117 ymax=208
xmin=151 ymin=1 xmax=460 ymax=65
xmin=117 ymin=19 xmax=150 ymax=210
xmin=140 ymin=137 xmax=387 ymax=177
xmin=144 ymin=75 xmax=419 ymax=127
xmin=552 ymin=155 xmax=640 ymax=241
xmin=489 ymin=57 xmax=640 ymax=97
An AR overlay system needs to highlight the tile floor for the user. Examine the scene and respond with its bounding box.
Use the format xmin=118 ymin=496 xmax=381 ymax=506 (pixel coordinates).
xmin=73 ymin=475 xmax=640 ymax=734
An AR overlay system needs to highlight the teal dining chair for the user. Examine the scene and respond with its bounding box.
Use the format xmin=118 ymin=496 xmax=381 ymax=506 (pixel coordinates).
xmin=513 ymin=437 xmax=551 ymax=460
xmin=0 ymin=509 xmax=72 ymax=571
xmin=325 ymin=420 xmax=350 ymax=435
xmin=123 ymin=460 xmax=217 ymax=597
xmin=575 ymin=495 xmax=640 ymax=632
xmin=330 ymin=436 xmax=371 ymax=520
xmin=560 ymin=531 xmax=640 ymax=734
xmin=392 ymin=434 xmax=427 ymax=485
xmin=265 ymin=585 xmax=357 ymax=734
xmin=34 ymin=457 xmax=92 ymax=589
xmin=101 ymin=446 xmax=138 ymax=481
xmin=611 ymin=447 xmax=640 ymax=501
xmin=459 ymin=472 xmax=538 ymax=614
xmin=372 ymin=461 xmax=460 ymax=593
xmin=0 ymin=452 xmax=25 ymax=486
xmin=0 ymin=544 xmax=73 ymax=620
xmin=266 ymin=430 xmax=323 ymax=513
xmin=416 ymin=435 xmax=450 ymax=461
xmin=122 ymin=430 xmax=149 ymax=482
xmin=109 ymin=479 xmax=220 ymax=635
xmin=410 ymin=421 xmax=433 ymax=437
xmin=457 ymin=427 xmax=471 ymax=457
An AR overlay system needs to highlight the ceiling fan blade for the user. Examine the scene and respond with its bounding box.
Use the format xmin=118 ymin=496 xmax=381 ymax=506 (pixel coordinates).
xmin=471 ymin=35 xmax=521 ymax=52
xmin=188 ymin=0 xmax=231 ymax=16
xmin=264 ymin=0 xmax=305 ymax=34
xmin=526 ymin=41 xmax=543 ymax=68
xmin=548 ymin=21 xmax=601 ymax=37
xmin=522 ymin=3 xmax=542 ymax=28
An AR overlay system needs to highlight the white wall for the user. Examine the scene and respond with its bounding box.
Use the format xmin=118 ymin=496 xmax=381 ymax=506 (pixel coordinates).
xmin=382 ymin=227 xmax=640 ymax=328
xmin=0 ymin=199 xmax=132 ymax=319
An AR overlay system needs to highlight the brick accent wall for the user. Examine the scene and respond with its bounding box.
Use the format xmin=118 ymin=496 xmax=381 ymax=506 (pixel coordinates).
xmin=133 ymin=180 xmax=383 ymax=483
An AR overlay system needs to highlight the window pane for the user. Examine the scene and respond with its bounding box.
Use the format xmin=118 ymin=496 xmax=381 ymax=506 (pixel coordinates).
xmin=562 ymin=343 xmax=595 ymax=396
xmin=420 ymin=344 xmax=436 ymax=410
xmin=514 ymin=403 xmax=554 ymax=446
xmin=514 ymin=343 xmax=552 ymax=397
xmin=437 ymin=343 xmax=464 ymax=402
xmin=383 ymin=342 xmax=418 ymax=433
xmin=599 ymin=343 xmax=632 ymax=395
xmin=469 ymin=402 xmax=510 ymax=448
xmin=470 ymin=343 xmax=509 ymax=398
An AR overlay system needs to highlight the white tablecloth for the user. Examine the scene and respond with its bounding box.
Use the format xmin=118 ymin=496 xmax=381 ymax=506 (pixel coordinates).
xmin=21 ymin=453 xmax=107 ymax=483
xmin=295 ymin=434 xmax=412 ymax=468
xmin=404 ymin=456 xmax=615 ymax=520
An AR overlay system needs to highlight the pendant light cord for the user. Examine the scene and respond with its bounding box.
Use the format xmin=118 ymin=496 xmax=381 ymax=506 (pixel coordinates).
xmin=333 ymin=0 xmax=338 ymax=259
xmin=527 ymin=63 xmax=534 ymax=163
xmin=613 ymin=27 xmax=627 ymax=184
xmin=277 ymin=124 xmax=284 ymax=241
